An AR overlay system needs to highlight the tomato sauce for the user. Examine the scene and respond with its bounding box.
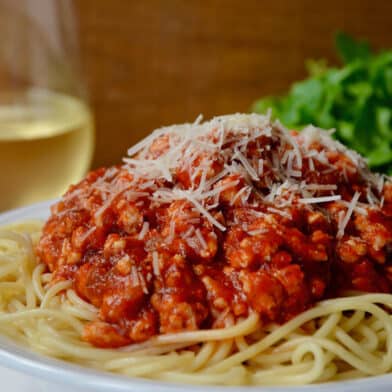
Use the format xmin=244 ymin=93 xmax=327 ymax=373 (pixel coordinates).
xmin=36 ymin=116 xmax=392 ymax=348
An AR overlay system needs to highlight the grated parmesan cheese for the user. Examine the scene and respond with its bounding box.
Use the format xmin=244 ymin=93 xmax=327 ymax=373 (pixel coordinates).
xmin=337 ymin=192 xmax=361 ymax=239
xmin=195 ymin=229 xmax=208 ymax=250
xmin=152 ymin=252 xmax=160 ymax=276
xmin=234 ymin=149 xmax=259 ymax=181
xmin=299 ymin=195 xmax=341 ymax=204
xmin=230 ymin=186 xmax=251 ymax=206
xmin=267 ymin=207 xmax=292 ymax=219
xmin=175 ymin=191 xmax=226 ymax=231
xmin=131 ymin=266 xmax=140 ymax=287
xmin=138 ymin=222 xmax=150 ymax=240
xmin=166 ymin=219 xmax=176 ymax=244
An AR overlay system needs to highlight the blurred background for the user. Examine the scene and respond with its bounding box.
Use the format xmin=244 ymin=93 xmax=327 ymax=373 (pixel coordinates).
xmin=74 ymin=0 xmax=392 ymax=168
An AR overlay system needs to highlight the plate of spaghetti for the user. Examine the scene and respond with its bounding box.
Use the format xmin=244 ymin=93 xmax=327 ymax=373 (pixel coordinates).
xmin=1 ymin=113 xmax=392 ymax=392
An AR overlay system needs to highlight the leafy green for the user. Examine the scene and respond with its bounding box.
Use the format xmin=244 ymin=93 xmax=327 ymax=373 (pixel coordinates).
xmin=252 ymin=32 xmax=392 ymax=174
xmin=335 ymin=32 xmax=371 ymax=64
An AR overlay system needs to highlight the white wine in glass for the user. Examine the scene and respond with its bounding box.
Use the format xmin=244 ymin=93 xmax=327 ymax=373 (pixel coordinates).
xmin=0 ymin=0 xmax=94 ymax=211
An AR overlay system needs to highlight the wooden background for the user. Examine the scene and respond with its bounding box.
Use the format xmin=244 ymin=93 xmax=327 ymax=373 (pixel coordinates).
xmin=74 ymin=0 xmax=392 ymax=168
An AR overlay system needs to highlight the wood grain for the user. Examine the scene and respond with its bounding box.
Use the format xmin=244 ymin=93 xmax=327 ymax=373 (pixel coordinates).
xmin=74 ymin=0 xmax=392 ymax=168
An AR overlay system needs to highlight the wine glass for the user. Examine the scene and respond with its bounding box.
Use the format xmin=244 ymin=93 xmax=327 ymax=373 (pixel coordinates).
xmin=0 ymin=0 xmax=94 ymax=211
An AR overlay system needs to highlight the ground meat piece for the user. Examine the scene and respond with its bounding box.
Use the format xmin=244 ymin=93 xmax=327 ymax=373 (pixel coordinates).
xmin=100 ymin=279 xmax=146 ymax=323
xmin=151 ymin=255 xmax=208 ymax=333
xmin=351 ymin=259 xmax=389 ymax=293
xmin=83 ymin=321 xmax=131 ymax=348
xmin=128 ymin=307 xmax=157 ymax=342
xmin=240 ymin=270 xmax=285 ymax=320
xmin=337 ymin=237 xmax=367 ymax=263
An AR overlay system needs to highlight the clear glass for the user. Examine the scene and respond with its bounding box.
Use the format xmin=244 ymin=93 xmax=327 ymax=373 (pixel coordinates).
xmin=0 ymin=0 xmax=94 ymax=211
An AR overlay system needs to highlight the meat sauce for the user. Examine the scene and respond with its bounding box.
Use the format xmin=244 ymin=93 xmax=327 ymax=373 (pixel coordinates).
xmin=36 ymin=115 xmax=392 ymax=348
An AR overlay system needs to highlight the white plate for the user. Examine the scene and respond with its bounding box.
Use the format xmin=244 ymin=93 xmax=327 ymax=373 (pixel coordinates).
xmin=0 ymin=200 xmax=391 ymax=392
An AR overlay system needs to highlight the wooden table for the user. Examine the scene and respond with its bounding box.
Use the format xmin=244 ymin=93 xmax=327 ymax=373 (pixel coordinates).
xmin=75 ymin=0 xmax=392 ymax=168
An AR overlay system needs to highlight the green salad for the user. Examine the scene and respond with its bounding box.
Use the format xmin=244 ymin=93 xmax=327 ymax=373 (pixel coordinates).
xmin=252 ymin=33 xmax=392 ymax=174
